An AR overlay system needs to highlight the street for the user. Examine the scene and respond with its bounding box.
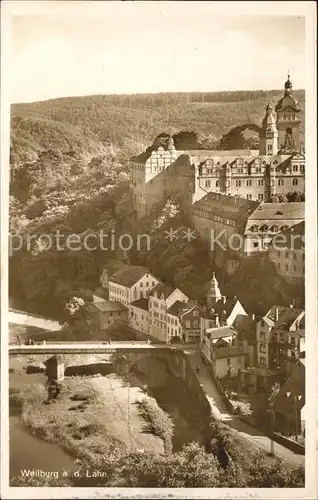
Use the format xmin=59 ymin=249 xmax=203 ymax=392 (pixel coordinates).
xmin=184 ymin=349 xmax=305 ymax=467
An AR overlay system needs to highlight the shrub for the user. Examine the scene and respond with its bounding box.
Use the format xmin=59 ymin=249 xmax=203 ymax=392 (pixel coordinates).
xmin=137 ymin=397 xmax=174 ymax=454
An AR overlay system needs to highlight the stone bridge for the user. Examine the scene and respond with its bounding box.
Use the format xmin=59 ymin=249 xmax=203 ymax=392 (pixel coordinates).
xmin=9 ymin=344 xmax=187 ymax=380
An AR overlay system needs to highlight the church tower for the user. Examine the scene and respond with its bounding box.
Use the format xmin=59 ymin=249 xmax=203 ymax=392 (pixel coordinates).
xmin=207 ymin=272 xmax=222 ymax=307
xmin=259 ymin=103 xmax=278 ymax=155
xmin=275 ymin=73 xmax=301 ymax=153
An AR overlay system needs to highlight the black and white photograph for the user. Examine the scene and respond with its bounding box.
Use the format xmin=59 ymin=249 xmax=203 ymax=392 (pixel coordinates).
xmin=1 ymin=1 xmax=317 ymax=498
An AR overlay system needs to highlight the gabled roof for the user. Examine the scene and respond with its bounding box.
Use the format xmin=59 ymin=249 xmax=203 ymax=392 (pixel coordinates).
xmin=265 ymin=305 xmax=290 ymax=324
xmin=273 ymin=308 xmax=304 ymax=331
xmin=91 ymin=301 xmax=128 ymax=312
xmin=203 ymin=297 xmax=238 ymax=321
xmin=150 ymin=283 xmax=174 ymax=299
xmin=168 ymin=300 xmax=190 ymax=316
xmin=109 ymin=266 xmax=151 ymax=287
xmin=130 ymin=298 xmax=149 ymax=311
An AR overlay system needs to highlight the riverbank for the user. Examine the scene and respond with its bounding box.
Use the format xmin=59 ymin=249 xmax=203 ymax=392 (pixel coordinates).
xmin=11 ymin=374 xmax=165 ymax=464
xmin=9 ymin=360 xmax=305 ymax=487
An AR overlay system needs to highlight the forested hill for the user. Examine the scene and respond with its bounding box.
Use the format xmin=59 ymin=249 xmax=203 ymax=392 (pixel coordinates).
xmin=11 ymin=89 xmax=305 ymax=161
xmin=9 ymin=89 xmax=305 ymax=318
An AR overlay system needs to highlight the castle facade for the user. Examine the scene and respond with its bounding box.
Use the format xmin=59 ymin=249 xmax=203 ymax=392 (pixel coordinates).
xmin=129 ymin=75 xmax=305 ymax=218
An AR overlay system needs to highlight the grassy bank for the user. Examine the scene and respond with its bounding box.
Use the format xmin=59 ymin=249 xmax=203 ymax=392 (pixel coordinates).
xmin=9 ymin=365 xmax=304 ymax=487
xmin=11 ymin=373 xmax=165 ymax=463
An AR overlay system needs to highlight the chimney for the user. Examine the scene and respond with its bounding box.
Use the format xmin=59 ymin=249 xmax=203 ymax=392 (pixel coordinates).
xmin=234 ymin=295 xmax=237 ymax=302
xmin=290 ymin=303 xmax=294 ymax=309
xmin=251 ymin=313 xmax=255 ymax=321
xmin=275 ymin=307 xmax=279 ymax=322
xmin=215 ymin=314 xmax=220 ymax=328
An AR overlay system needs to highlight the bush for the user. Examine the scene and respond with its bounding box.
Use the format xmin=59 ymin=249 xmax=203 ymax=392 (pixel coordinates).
xmin=137 ymin=397 xmax=174 ymax=454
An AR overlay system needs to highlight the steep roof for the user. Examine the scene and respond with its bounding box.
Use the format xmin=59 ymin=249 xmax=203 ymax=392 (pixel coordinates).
xmin=265 ymin=305 xmax=290 ymax=323
xmin=203 ymin=297 xmax=238 ymax=321
xmin=167 ymin=300 xmax=190 ymax=316
xmin=273 ymin=308 xmax=304 ymax=330
xmin=91 ymin=301 xmax=128 ymax=312
xmin=150 ymin=283 xmax=174 ymax=299
xmin=130 ymin=298 xmax=149 ymax=311
xmin=109 ymin=266 xmax=151 ymax=287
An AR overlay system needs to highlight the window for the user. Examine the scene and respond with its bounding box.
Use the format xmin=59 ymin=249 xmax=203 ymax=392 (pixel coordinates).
xmin=258 ymin=194 xmax=264 ymax=201
xmin=216 ymin=180 xmax=219 ymax=187
xmin=292 ymin=178 xmax=298 ymax=186
xmin=278 ymin=179 xmax=284 ymax=186
xmin=285 ymin=251 xmax=289 ymax=258
xmin=260 ymin=357 xmax=266 ymax=366
xmin=193 ymin=320 xmax=199 ymax=328
xmin=290 ymin=336 xmax=295 ymax=345
xmin=261 ymin=320 xmax=265 ymax=327
xmin=227 ymin=358 xmax=231 ymax=366
xmin=253 ymin=242 xmax=258 ymax=248
xmin=260 ymin=331 xmax=266 ymax=340
xmin=235 ymin=180 xmax=241 ymax=187
xmin=267 ymin=144 xmax=273 ymax=152
xmin=152 ymin=281 xmax=155 ymax=286
xmin=246 ymin=179 xmax=252 ymax=187
xmin=193 ymin=310 xmax=199 ymax=316
xmin=260 ymin=343 xmax=266 ymax=353
xmin=293 ymin=165 xmax=298 ymax=172
xmin=205 ymin=180 xmax=211 ymax=188
xmin=279 ymin=333 xmax=285 ymax=342
xmin=146 ymin=282 xmax=149 ymax=287
xmin=185 ymin=320 xmax=191 ymax=328
xmin=257 ymin=179 xmax=264 ymax=187
xmin=246 ymin=194 xmax=252 ymax=200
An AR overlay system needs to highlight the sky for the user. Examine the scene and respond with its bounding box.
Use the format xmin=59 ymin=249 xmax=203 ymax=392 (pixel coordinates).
xmin=8 ymin=3 xmax=306 ymax=103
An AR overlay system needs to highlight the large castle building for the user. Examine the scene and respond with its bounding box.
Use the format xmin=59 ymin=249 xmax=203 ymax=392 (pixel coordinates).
xmin=130 ymin=75 xmax=305 ymax=219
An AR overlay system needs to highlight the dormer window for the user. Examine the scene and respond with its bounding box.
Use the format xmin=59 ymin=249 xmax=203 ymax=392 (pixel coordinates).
xmin=275 ymin=211 xmax=283 ymax=216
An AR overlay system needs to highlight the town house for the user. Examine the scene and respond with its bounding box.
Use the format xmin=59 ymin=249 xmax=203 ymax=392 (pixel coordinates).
xmin=149 ymin=284 xmax=188 ymax=342
xmin=108 ymin=266 xmax=160 ymax=306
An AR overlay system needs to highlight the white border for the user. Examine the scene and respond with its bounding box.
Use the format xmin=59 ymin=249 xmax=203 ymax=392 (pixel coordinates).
xmin=1 ymin=1 xmax=317 ymax=499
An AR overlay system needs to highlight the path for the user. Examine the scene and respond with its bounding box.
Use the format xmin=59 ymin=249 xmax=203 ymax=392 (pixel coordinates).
xmin=183 ymin=349 xmax=305 ymax=467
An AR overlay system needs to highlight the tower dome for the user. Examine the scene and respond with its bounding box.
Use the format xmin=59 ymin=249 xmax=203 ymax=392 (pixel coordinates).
xmin=207 ymin=272 xmax=222 ymax=307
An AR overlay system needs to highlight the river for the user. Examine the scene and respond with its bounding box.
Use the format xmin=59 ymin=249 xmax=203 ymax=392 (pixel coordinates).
xmin=9 ymin=354 xmax=212 ymax=485
xmin=9 ymin=416 xmax=77 ymax=484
